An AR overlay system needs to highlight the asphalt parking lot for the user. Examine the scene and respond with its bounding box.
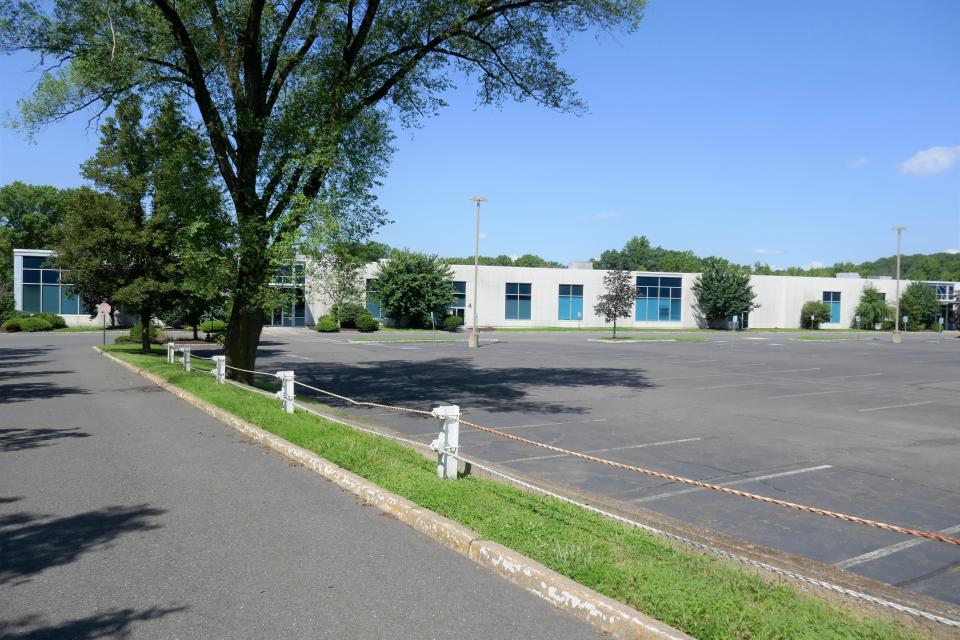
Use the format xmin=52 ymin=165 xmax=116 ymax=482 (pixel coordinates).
xmin=241 ymin=328 xmax=960 ymax=606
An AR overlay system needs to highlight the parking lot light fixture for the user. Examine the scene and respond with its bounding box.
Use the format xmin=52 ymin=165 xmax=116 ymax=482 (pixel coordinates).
xmin=468 ymin=196 xmax=487 ymax=348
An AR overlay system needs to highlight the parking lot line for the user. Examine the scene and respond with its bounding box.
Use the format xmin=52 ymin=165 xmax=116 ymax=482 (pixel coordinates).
xmin=767 ymin=390 xmax=847 ymax=400
xmin=497 ymin=437 xmax=703 ymax=464
xmin=821 ymin=372 xmax=883 ymax=380
xmin=489 ymin=418 xmax=609 ymax=432
xmin=696 ymin=380 xmax=775 ymax=390
xmin=630 ymin=465 xmax=833 ymax=504
xmin=758 ymin=367 xmax=821 ymax=374
xmin=834 ymin=523 xmax=960 ymax=569
xmin=856 ymin=401 xmax=935 ymax=413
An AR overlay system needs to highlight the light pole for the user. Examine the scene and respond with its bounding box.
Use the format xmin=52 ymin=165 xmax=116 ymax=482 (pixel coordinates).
xmin=892 ymin=226 xmax=907 ymax=344
xmin=468 ymin=196 xmax=487 ymax=348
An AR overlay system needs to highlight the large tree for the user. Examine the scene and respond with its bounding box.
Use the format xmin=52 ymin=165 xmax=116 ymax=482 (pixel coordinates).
xmin=2 ymin=0 xmax=643 ymax=380
xmin=372 ymin=250 xmax=455 ymax=328
xmin=692 ymin=258 xmax=758 ymax=328
xmin=899 ymin=281 xmax=940 ymax=330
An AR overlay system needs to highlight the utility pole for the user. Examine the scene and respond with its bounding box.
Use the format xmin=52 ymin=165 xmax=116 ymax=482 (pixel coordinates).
xmin=892 ymin=226 xmax=907 ymax=344
xmin=468 ymin=196 xmax=487 ymax=348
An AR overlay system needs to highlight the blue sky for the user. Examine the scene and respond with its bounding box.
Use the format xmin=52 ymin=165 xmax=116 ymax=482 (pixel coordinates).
xmin=2 ymin=0 xmax=958 ymax=267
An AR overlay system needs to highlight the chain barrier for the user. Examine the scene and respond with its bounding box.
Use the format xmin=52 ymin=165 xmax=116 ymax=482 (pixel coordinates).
xmin=449 ymin=451 xmax=960 ymax=629
xmin=457 ymin=418 xmax=960 ymax=547
xmin=162 ymin=354 xmax=960 ymax=626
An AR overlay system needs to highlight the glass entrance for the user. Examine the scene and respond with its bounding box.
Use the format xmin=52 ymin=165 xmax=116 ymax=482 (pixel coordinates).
xmin=269 ymin=289 xmax=306 ymax=326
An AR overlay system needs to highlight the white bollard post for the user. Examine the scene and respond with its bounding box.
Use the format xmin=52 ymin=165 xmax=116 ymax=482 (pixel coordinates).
xmin=212 ymin=355 xmax=225 ymax=383
xmin=430 ymin=405 xmax=461 ymax=480
xmin=275 ymin=371 xmax=295 ymax=414
xmin=181 ymin=346 xmax=191 ymax=372
xmin=166 ymin=342 xmax=176 ymax=364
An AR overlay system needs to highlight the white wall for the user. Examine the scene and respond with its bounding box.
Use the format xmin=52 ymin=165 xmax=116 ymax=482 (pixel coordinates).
xmin=308 ymin=262 xmax=948 ymax=330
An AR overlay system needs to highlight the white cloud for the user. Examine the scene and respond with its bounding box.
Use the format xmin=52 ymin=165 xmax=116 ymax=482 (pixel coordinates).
xmin=802 ymin=260 xmax=826 ymax=270
xmin=847 ymin=156 xmax=869 ymax=169
xmin=509 ymin=254 xmax=519 ymax=261
xmin=590 ymin=212 xmax=622 ymax=221
xmin=946 ymin=248 xmax=959 ymax=255
xmin=900 ymin=145 xmax=960 ymax=176
xmin=479 ymin=232 xmax=489 ymax=240
xmin=752 ymin=248 xmax=782 ymax=255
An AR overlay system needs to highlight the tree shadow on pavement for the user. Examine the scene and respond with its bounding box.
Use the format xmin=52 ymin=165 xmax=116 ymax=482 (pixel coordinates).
xmin=0 ymin=347 xmax=53 ymax=368
xmin=291 ymin=357 xmax=655 ymax=415
xmin=0 ymin=381 xmax=89 ymax=404
xmin=0 ymin=505 xmax=165 ymax=585
xmin=0 ymin=428 xmax=91 ymax=452
xmin=0 ymin=606 xmax=188 ymax=640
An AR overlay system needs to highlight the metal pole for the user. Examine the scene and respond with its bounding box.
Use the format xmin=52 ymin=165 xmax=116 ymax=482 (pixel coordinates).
xmin=468 ymin=196 xmax=486 ymax=348
xmin=892 ymin=226 xmax=906 ymax=344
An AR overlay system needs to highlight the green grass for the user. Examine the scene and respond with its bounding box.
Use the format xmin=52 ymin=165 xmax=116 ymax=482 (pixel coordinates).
xmin=595 ymin=336 xmax=709 ymax=343
xmin=54 ymin=326 xmax=130 ymax=333
xmin=102 ymin=344 xmax=918 ymax=640
xmin=349 ymin=336 xmax=462 ymax=343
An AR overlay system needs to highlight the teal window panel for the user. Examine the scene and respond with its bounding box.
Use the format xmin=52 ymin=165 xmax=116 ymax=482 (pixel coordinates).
xmin=571 ymin=297 xmax=583 ymax=320
xmin=671 ymin=299 xmax=681 ymax=321
xmin=61 ymin=287 xmax=80 ymax=314
xmin=42 ymin=285 xmax=60 ymax=313
xmin=23 ymin=284 xmax=41 ymax=313
xmin=506 ymin=298 xmax=519 ymax=319
xmin=517 ymin=298 xmax=531 ymax=320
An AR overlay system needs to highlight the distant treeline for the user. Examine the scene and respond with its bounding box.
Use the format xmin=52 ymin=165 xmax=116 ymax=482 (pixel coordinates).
xmin=593 ymin=235 xmax=960 ymax=281
xmin=440 ymin=254 xmax=565 ymax=268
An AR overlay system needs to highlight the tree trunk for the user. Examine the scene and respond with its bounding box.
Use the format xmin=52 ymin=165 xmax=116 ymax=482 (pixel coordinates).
xmin=613 ymin=318 xmax=617 ymax=339
xmin=224 ymin=228 xmax=269 ymax=383
xmin=224 ymin=289 xmax=264 ymax=383
xmin=140 ymin=307 xmax=152 ymax=354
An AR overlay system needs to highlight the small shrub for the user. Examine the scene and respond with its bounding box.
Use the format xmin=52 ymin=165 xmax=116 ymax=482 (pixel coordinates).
xmin=3 ymin=317 xmax=24 ymax=332
xmin=354 ymin=312 xmax=380 ymax=333
xmin=214 ymin=333 xmax=226 ymax=346
xmin=316 ymin=315 xmax=340 ymax=332
xmin=800 ymin=301 xmax=832 ymax=329
xmin=331 ymin=302 xmax=367 ymax=328
xmin=114 ymin=335 xmax=132 ymax=343
xmin=444 ymin=315 xmax=464 ymax=332
xmin=19 ymin=317 xmax=53 ymax=332
xmin=130 ymin=323 xmax=166 ymax=343
xmin=35 ymin=312 xmax=67 ymax=329
xmin=199 ymin=319 xmax=228 ymax=335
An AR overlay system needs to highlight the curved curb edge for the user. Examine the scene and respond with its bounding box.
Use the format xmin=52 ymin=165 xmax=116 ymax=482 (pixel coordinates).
xmin=94 ymin=347 xmax=692 ymax=640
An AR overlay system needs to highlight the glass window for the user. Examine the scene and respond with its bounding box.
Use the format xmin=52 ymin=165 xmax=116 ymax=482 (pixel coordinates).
xmin=42 ymin=285 xmax=60 ymax=313
xmin=23 ymin=284 xmax=41 ymax=313
xmin=558 ymin=284 xmax=584 ymax=321
xmin=365 ymin=279 xmax=383 ymax=319
xmin=635 ymin=276 xmax=682 ymax=321
xmin=23 ymin=269 xmax=41 ymax=284
xmin=60 ymin=287 xmax=80 ymax=314
xmin=822 ymin=291 xmax=841 ymax=323
xmin=23 ymin=256 xmax=46 ymax=269
xmin=449 ymin=281 xmax=467 ymax=313
xmin=505 ymin=282 xmax=532 ymax=320
xmin=42 ymin=270 xmax=60 ymax=284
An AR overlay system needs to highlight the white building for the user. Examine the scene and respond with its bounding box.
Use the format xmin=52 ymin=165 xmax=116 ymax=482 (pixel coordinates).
xmin=11 ymin=248 xmax=958 ymax=329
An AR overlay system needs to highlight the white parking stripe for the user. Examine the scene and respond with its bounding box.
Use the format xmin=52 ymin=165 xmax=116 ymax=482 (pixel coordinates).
xmin=493 ymin=418 xmax=609 ymax=431
xmin=767 ymin=390 xmax=847 ymax=400
xmin=821 ymin=372 xmax=883 ymax=380
xmin=758 ymin=367 xmax=821 ymax=374
xmin=630 ymin=465 xmax=833 ymax=504
xmin=856 ymin=401 xmax=934 ymax=413
xmin=835 ymin=523 xmax=960 ymax=569
xmin=498 ymin=437 xmax=703 ymax=464
xmin=697 ymin=381 xmax=775 ymax=390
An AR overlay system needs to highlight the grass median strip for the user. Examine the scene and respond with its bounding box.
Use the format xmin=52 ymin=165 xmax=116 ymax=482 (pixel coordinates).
xmin=105 ymin=344 xmax=918 ymax=640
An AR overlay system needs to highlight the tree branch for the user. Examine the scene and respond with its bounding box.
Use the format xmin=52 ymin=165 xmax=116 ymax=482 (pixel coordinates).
xmin=151 ymin=0 xmax=238 ymax=193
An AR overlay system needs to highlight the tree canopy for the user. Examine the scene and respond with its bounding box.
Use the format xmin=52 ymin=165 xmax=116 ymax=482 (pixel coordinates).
xmin=691 ymin=258 xmax=758 ymax=327
xmin=441 ymin=253 xmax=564 ymax=268
xmin=593 ymin=267 xmax=633 ymax=337
xmin=899 ymin=281 xmax=941 ymax=330
xmin=1 ymin=0 xmax=644 ymax=379
xmin=371 ymin=250 xmax=455 ymax=328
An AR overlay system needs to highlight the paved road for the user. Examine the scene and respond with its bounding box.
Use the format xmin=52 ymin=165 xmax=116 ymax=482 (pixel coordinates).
xmin=242 ymin=328 xmax=960 ymax=606
xmin=0 ymin=333 xmax=600 ymax=639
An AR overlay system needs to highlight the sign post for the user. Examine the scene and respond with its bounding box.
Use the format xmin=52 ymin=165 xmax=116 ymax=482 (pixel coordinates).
xmin=97 ymin=302 xmax=111 ymax=346
xmin=855 ymin=314 xmax=861 ymax=342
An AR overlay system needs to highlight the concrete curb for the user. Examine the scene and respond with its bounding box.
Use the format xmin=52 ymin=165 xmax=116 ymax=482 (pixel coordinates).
xmin=95 ymin=347 xmax=693 ymax=640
